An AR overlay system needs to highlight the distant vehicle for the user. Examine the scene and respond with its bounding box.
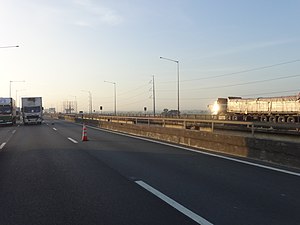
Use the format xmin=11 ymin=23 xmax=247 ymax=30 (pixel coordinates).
xmin=210 ymin=93 xmax=300 ymax=123
xmin=161 ymin=109 xmax=180 ymax=117
xmin=0 ymin=97 xmax=17 ymax=125
xmin=22 ymin=97 xmax=43 ymax=125
xmin=48 ymin=108 xmax=56 ymax=114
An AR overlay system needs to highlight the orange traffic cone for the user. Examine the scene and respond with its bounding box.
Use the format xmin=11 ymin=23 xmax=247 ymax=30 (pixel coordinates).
xmin=82 ymin=124 xmax=88 ymax=141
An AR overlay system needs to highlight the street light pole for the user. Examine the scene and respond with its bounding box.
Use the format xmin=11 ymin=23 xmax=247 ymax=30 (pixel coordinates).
xmin=160 ymin=56 xmax=180 ymax=117
xmin=81 ymin=90 xmax=92 ymax=114
xmin=10 ymin=80 xmax=25 ymax=98
xmin=74 ymin=96 xmax=77 ymax=114
xmin=104 ymin=81 xmax=117 ymax=116
xmin=1 ymin=45 xmax=20 ymax=98
xmin=16 ymin=89 xmax=26 ymax=107
xmin=152 ymin=75 xmax=156 ymax=117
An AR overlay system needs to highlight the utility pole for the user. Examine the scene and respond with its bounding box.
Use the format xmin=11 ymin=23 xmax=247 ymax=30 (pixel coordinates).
xmin=152 ymin=75 xmax=156 ymax=117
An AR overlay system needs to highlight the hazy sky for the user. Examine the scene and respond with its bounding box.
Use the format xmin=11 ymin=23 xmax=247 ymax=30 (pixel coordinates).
xmin=1 ymin=0 xmax=300 ymax=113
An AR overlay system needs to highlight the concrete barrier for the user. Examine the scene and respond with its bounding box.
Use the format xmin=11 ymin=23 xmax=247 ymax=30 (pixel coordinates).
xmin=72 ymin=117 xmax=300 ymax=169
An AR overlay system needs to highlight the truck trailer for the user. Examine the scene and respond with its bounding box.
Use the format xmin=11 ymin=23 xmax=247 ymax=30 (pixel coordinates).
xmin=0 ymin=98 xmax=16 ymax=125
xmin=22 ymin=97 xmax=43 ymax=125
xmin=210 ymin=93 xmax=300 ymax=123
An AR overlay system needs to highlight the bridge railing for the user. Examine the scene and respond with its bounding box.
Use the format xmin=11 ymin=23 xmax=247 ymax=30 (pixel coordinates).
xmin=54 ymin=113 xmax=256 ymax=135
xmin=48 ymin=113 xmax=300 ymax=135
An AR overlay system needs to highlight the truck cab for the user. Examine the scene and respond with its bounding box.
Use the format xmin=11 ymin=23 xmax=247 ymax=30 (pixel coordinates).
xmin=22 ymin=97 xmax=43 ymax=125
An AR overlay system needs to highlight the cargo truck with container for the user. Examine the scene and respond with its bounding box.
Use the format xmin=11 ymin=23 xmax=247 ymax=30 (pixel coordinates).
xmin=0 ymin=97 xmax=17 ymax=125
xmin=210 ymin=93 xmax=300 ymax=123
xmin=22 ymin=97 xmax=43 ymax=125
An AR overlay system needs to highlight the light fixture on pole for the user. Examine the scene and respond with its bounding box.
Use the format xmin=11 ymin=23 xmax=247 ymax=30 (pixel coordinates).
xmin=104 ymin=81 xmax=117 ymax=116
xmin=160 ymin=56 xmax=180 ymax=117
xmin=0 ymin=45 xmax=19 ymax=49
xmin=81 ymin=90 xmax=92 ymax=114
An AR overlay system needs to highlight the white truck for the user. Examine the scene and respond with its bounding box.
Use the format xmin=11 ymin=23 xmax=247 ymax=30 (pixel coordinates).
xmin=22 ymin=97 xmax=43 ymax=125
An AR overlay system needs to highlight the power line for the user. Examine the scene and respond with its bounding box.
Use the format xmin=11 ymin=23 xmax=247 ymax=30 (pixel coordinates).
xmin=156 ymin=73 xmax=300 ymax=93
xmin=118 ymin=98 xmax=150 ymax=107
xmin=117 ymin=83 xmax=148 ymax=96
xmin=119 ymin=90 xmax=149 ymax=101
xmin=157 ymin=97 xmax=213 ymax=100
xmin=181 ymin=59 xmax=300 ymax=82
xmin=158 ymin=59 xmax=300 ymax=84
xmin=183 ymin=73 xmax=300 ymax=91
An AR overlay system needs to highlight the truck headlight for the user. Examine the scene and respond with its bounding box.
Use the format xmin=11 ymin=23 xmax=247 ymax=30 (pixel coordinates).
xmin=212 ymin=101 xmax=220 ymax=115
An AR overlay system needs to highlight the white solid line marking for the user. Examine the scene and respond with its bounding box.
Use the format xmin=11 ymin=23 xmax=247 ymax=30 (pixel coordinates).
xmin=12 ymin=130 xmax=16 ymax=134
xmin=135 ymin=180 xmax=213 ymax=225
xmin=0 ymin=142 xmax=6 ymax=150
xmin=68 ymin=137 xmax=78 ymax=144
xmin=85 ymin=125 xmax=300 ymax=177
xmin=53 ymin=128 xmax=57 ymax=131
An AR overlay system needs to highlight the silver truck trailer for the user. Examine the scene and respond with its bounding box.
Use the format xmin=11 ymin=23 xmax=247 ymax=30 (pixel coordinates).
xmin=211 ymin=94 xmax=300 ymax=123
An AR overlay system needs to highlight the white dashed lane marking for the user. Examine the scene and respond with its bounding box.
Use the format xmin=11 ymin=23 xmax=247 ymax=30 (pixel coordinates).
xmin=68 ymin=137 xmax=78 ymax=144
xmin=0 ymin=142 xmax=6 ymax=150
xmin=135 ymin=180 xmax=213 ymax=225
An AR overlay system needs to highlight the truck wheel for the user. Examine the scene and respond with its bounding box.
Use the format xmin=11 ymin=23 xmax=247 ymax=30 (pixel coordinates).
xmin=260 ymin=116 xmax=267 ymax=122
xmin=287 ymin=117 xmax=295 ymax=123
xmin=269 ymin=116 xmax=276 ymax=123
xmin=278 ymin=116 xmax=285 ymax=123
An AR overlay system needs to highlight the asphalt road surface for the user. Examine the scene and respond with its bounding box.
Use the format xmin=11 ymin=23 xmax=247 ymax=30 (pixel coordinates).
xmin=0 ymin=119 xmax=299 ymax=225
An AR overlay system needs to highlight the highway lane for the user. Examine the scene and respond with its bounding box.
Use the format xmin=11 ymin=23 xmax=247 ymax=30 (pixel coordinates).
xmin=0 ymin=122 xmax=199 ymax=225
xmin=0 ymin=124 xmax=17 ymax=150
xmin=1 ymin=119 xmax=300 ymax=225
xmin=46 ymin=119 xmax=300 ymax=225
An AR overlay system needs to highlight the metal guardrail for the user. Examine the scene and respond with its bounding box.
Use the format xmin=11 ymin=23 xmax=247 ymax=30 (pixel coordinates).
xmin=49 ymin=113 xmax=300 ymax=136
xmin=56 ymin=114 xmax=256 ymax=135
